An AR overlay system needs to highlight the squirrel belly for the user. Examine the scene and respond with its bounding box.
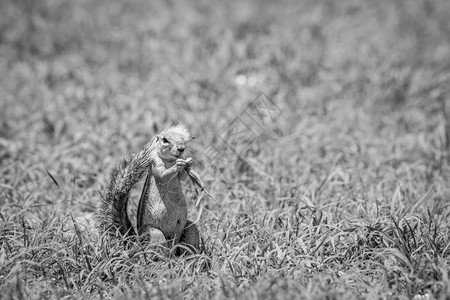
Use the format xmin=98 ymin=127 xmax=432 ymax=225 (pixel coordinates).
xmin=140 ymin=169 xmax=188 ymax=240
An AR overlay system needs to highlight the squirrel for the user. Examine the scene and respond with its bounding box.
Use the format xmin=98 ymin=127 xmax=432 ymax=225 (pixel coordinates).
xmin=96 ymin=124 xmax=199 ymax=254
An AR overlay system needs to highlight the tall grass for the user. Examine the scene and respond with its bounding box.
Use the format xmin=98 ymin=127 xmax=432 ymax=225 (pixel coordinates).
xmin=1 ymin=0 xmax=449 ymax=299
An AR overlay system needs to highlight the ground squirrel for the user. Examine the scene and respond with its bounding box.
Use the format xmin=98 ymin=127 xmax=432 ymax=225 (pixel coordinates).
xmin=97 ymin=124 xmax=199 ymax=254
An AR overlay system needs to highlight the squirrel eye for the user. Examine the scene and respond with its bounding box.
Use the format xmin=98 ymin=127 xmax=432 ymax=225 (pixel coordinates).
xmin=162 ymin=138 xmax=169 ymax=143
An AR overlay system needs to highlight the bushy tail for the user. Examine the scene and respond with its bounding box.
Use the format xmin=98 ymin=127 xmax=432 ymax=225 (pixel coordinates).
xmin=97 ymin=141 xmax=154 ymax=238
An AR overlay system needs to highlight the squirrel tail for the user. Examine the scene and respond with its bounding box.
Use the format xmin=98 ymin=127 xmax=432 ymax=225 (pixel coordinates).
xmin=97 ymin=140 xmax=154 ymax=238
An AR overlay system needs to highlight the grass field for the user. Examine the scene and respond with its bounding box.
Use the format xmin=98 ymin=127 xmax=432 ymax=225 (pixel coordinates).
xmin=1 ymin=0 xmax=450 ymax=299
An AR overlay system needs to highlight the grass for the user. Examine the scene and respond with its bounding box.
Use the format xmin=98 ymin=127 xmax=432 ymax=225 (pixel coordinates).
xmin=1 ymin=0 xmax=450 ymax=299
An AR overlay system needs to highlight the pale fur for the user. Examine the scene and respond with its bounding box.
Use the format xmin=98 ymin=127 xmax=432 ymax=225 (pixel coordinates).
xmin=162 ymin=123 xmax=191 ymax=140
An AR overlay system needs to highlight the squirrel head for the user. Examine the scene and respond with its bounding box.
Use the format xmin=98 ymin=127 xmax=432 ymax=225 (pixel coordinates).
xmin=156 ymin=124 xmax=195 ymax=161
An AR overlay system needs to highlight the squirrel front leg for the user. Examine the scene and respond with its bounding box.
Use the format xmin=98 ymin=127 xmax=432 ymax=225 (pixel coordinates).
xmin=152 ymin=158 xmax=187 ymax=184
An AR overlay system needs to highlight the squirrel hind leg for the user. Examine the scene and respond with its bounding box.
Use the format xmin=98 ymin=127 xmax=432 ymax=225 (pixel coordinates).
xmin=176 ymin=220 xmax=200 ymax=256
xmin=139 ymin=225 xmax=168 ymax=247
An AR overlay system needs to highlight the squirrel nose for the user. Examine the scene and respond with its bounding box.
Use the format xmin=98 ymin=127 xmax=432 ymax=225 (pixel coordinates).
xmin=178 ymin=147 xmax=185 ymax=152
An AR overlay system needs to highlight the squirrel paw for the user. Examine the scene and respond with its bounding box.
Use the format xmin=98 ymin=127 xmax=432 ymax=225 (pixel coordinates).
xmin=176 ymin=158 xmax=192 ymax=172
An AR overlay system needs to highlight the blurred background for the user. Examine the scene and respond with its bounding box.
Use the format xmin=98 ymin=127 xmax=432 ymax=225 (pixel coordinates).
xmin=1 ymin=1 xmax=450 ymax=297
xmin=0 ymin=0 xmax=449 ymax=220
